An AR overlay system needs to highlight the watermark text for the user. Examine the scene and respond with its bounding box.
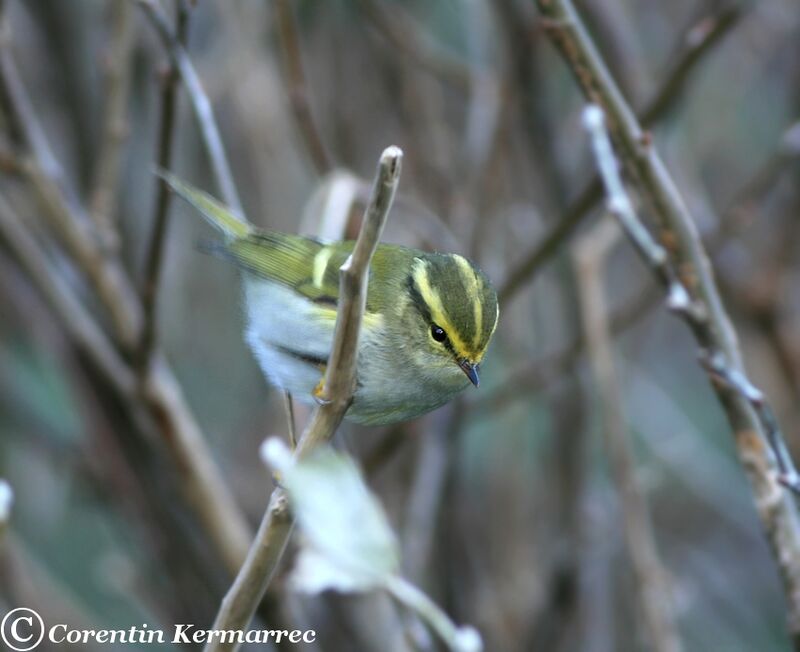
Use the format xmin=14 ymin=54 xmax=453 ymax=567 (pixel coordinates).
xmin=1 ymin=608 xmax=316 ymax=649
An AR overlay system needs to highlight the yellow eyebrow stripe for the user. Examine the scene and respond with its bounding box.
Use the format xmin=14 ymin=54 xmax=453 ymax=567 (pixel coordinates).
xmin=452 ymin=254 xmax=483 ymax=351
xmin=412 ymin=257 xmax=474 ymax=360
xmin=312 ymin=247 xmax=334 ymax=288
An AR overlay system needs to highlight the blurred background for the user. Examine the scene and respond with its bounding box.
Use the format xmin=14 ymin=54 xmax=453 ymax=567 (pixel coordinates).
xmin=0 ymin=0 xmax=799 ymax=650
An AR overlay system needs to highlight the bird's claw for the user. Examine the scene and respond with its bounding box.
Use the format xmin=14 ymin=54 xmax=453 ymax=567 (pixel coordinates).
xmin=313 ymin=379 xmax=332 ymax=406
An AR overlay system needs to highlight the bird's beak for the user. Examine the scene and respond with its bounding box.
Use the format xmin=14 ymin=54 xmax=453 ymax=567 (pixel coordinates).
xmin=458 ymin=360 xmax=480 ymax=387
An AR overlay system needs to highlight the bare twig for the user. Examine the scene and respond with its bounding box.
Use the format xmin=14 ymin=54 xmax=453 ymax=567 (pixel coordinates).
xmin=0 ymin=195 xmax=135 ymax=397
xmin=139 ymin=0 xmax=191 ymax=371
xmin=401 ymin=416 xmax=450 ymax=584
xmin=385 ymin=575 xmax=482 ymax=652
xmin=300 ymin=148 xmax=401 ymax=445
xmin=498 ymin=6 xmax=742 ymax=303
xmin=90 ymin=0 xmax=135 ymax=252
xmin=499 ymin=178 xmax=600 ymax=303
xmin=698 ymin=351 xmax=800 ymax=491
xmin=203 ymin=146 xmax=403 ymax=652
xmin=136 ymin=0 xmax=243 ymax=216
xmin=580 ymin=109 xmax=692 ymax=307
xmin=577 ymin=93 xmax=800 ymax=639
xmin=356 ymin=0 xmax=471 ymax=89
xmin=274 ymin=0 xmax=333 ymax=175
xmin=0 ymin=3 xmax=251 ymax=576
xmin=0 ymin=15 xmax=142 ymax=347
xmin=638 ymin=7 xmax=741 ymax=124
xmin=483 ymin=114 xmax=800 ymax=413
xmin=142 ymin=358 xmax=254 ymax=573
xmin=573 ymin=217 xmax=682 ymax=652
xmin=0 ymin=193 xmax=252 ymax=574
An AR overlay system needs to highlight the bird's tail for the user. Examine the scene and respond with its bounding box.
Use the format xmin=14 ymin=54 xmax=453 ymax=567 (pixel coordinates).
xmin=157 ymin=171 xmax=252 ymax=240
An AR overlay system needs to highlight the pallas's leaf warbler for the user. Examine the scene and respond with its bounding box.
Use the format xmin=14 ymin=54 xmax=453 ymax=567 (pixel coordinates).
xmin=165 ymin=175 xmax=498 ymax=425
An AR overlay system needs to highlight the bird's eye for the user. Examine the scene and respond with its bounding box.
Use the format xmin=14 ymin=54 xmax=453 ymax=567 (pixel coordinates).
xmin=430 ymin=324 xmax=448 ymax=343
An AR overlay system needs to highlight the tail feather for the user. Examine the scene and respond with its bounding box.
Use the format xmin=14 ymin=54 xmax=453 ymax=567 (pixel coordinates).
xmin=157 ymin=170 xmax=251 ymax=240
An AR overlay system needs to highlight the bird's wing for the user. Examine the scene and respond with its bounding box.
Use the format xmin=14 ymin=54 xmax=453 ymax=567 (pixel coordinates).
xmin=226 ymin=233 xmax=355 ymax=305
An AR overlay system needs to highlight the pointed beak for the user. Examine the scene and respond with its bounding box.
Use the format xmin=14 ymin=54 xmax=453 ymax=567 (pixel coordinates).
xmin=458 ymin=360 xmax=480 ymax=387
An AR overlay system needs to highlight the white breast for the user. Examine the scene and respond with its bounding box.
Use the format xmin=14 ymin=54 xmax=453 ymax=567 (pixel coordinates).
xmin=244 ymin=279 xmax=335 ymax=399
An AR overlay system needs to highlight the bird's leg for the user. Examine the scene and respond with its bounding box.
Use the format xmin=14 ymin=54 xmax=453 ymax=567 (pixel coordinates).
xmin=283 ymin=391 xmax=297 ymax=450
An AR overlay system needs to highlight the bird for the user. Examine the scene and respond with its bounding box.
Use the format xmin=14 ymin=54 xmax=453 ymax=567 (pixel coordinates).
xmin=163 ymin=174 xmax=498 ymax=426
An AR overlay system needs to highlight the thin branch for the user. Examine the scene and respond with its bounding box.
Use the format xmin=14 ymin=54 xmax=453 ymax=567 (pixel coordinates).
xmin=637 ymin=6 xmax=741 ymax=124
xmin=0 ymin=194 xmax=136 ymax=400
xmin=698 ymin=350 xmax=800 ymax=490
xmin=136 ymin=0 xmax=243 ymax=216
xmin=142 ymin=358 xmax=254 ymax=574
xmin=499 ymin=178 xmax=600 ymax=303
xmin=0 ymin=4 xmax=251 ymax=576
xmin=138 ymin=0 xmax=191 ymax=371
xmin=356 ymin=0 xmax=472 ymax=89
xmin=0 ymin=15 xmax=142 ymax=348
xmin=573 ymin=217 xmax=682 ymax=652
xmin=203 ymin=146 xmax=403 ymax=652
xmin=385 ymin=575 xmax=482 ymax=652
xmin=577 ymin=94 xmax=800 ymax=640
xmin=498 ymin=6 xmax=742 ymax=303
xmin=274 ymin=0 xmax=333 ymax=175
xmin=536 ymin=0 xmax=800 ymax=637
xmin=90 ymin=0 xmax=135 ymax=252
xmin=483 ymin=114 xmax=800 ymax=413
xmin=0 ymin=193 xmax=252 ymax=574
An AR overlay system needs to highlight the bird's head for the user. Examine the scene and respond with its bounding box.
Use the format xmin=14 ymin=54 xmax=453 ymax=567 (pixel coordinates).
xmin=399 ymin=253 xmax=499 ymax=389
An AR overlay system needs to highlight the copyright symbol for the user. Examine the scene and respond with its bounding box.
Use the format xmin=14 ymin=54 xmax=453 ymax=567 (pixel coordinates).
xmin=1 ymin=608 xmax=45 ymax=651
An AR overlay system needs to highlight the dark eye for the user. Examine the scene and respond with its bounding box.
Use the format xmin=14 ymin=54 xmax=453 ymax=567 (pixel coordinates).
xmin=431 ymin=324 xmax=447 ymax=342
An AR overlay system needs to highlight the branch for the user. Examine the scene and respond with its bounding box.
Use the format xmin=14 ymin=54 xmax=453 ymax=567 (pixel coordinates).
xmin=573 ymin=217 xmax=682 ymax=652
xmin=697 ymin=351 xmax=800 ymax=490
xmin=89 ymin=0 xmax=135 ymax=252
xmin=300 ymin=148 xmax=401 ymax=442
xmin=0 ymin=15 xmax=142 ymax=348
xmin=483 ymin=114 xmax=800 ymax=412
xmin=274 ymin=0 xmax=333 ymax=175
xmin=0 ymin=193 xmax=252 ymax=574
xmin=498 ymin=6 xmax=742 ymax=303
xmin=579 ymin=98 xmax=800 ymax=640
xmin=0 ymin=4 xmax=251 ymax=576
xmin=138 ymin=0 xmax=192 ymax=371
xmin=385 ymin=575 xmax=481 ymax=652
xmin=355 ymin=0 xmax=471 ymax=89
xmin=638 ymin=7 xmax=740 ymax=125
xmin=136 ymin=0 xmax=243 ymax=216
xmin=0 ymin=194 xmax=136 ymax=399
xmin=203 ymin=146 xmax=403 ymax=652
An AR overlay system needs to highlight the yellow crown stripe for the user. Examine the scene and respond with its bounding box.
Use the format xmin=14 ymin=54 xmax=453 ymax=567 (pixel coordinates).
xmin=412 ymin=258 xmax=474 ymax=360
xmin=451 ymin=254 xmax=483 ymax=351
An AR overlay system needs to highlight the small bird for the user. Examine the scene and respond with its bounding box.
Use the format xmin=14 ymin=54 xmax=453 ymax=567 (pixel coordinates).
xmin=165 ymin=175 xmax=499 ymax=426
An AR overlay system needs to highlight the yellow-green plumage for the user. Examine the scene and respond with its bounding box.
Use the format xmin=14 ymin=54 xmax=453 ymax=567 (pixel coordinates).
xmin=164 ymin=173 xmax=499 ymax=425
